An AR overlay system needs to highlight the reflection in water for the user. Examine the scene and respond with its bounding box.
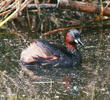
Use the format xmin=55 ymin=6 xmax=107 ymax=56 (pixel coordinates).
xmin=0 ymin=27 xmax=110 ymax=99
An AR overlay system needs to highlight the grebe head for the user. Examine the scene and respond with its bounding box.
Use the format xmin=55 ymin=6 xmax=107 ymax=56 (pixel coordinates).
xmin=65 ymin=29 xmax=83 ymax=50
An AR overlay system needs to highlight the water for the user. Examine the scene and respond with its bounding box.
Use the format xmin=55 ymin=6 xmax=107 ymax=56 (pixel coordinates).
xmin=0 ymin=13 xmax=110 ymax=100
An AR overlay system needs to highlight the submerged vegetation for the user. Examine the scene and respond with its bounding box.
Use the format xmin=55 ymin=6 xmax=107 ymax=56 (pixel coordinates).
xmin=0 ymin=0 xmax=110 ymax=99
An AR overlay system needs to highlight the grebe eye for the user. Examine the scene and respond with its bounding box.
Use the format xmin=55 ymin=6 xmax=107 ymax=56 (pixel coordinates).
xmin=75 ymin=33 xmax=80 ymax=38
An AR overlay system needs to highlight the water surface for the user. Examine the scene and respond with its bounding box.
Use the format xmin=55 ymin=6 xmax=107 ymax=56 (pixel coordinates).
xmin=0 ymin=12 xmax=110 ymax=100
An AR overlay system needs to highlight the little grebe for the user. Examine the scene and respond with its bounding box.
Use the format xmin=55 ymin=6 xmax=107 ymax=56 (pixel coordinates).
xmin=20 ymin=29 xmax=83 ymax=68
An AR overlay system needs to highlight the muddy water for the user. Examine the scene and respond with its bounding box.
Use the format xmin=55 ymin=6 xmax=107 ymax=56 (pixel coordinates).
xmin=0 ymin=27 xmax=110 ymax=100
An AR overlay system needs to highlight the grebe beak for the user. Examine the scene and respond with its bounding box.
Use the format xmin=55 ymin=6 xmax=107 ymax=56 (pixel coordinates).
xmin=74 ymin=38 xmax=84 ymax=46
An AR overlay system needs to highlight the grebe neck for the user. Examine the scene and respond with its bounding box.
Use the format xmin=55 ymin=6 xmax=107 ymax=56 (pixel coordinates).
xmin=64 ymin=33 xmax=77 ymax=51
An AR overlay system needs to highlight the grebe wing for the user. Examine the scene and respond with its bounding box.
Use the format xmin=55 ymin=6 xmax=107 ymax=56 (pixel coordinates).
xmin=20 ymin=40 xmax=59 ymax=65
